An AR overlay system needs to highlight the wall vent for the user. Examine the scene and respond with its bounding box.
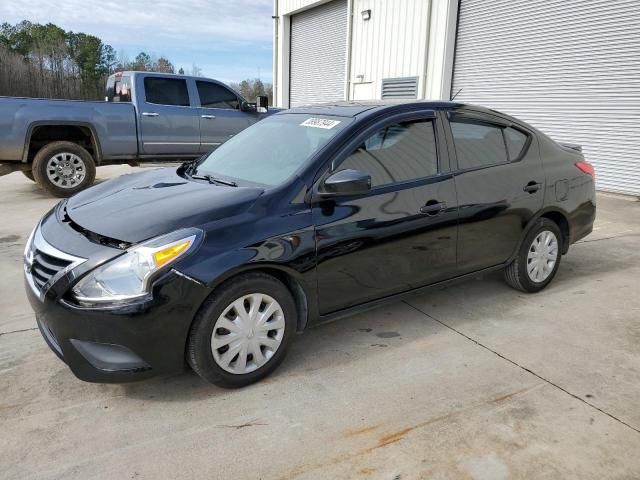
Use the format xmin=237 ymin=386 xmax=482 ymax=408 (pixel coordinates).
xmin=381 ymin=77 xmax=418 ymax=99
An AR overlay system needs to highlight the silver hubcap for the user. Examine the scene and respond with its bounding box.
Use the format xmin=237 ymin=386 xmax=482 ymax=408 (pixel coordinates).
xmin=527 ymin=230 xmax=559 ymax=283
xmin=211 ymin=293 xmax=285 ymax=374
xmin=46 ymin=153 xmax=86 ymax=189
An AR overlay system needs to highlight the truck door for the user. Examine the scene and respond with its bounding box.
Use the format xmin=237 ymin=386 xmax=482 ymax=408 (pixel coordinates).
xmin=138 ymin=76 xmax=200 ymax=155
xmin=195 ymin=80 xmax=253 ymax=153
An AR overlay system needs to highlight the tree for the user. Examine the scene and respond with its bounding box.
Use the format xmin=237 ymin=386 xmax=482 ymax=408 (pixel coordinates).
xmin=190 ymin=64 xmax=202 ymax=77
xmin=154 ymin=56 xmax=175 ymax=74
xmin=131 ymin=51 xmax=152 ymax=71
xmin=101 ymin=44 xmax=117 ymax=74
xmin=0 ymin=20 xmax=181 ymax=100
xmin=229 ymin=78 xmax=274 ymax=105
xmin=178 ymin=67 xmax=184 ymax=75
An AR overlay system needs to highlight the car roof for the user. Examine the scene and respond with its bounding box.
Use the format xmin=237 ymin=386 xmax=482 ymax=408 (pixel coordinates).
xmin=282 ymin=100 xmax=463 ymax=118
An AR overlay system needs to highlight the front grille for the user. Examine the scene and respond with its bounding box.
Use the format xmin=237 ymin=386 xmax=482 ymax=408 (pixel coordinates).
xmin=25 ymin=225 xmax=85 ymax=297
xmin=30 ymin=250 xmax=73 ymax=292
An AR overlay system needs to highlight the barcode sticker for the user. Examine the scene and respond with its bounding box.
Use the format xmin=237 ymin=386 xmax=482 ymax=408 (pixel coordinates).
xmin=300 ymin=118 xmax=341 ymax=129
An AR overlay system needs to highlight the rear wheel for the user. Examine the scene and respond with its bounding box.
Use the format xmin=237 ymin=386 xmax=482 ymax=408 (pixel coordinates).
xmin=187 ymin=273 xmax=297 ymax=388
xmin=32 ymin=141 xmax=96 ymax=197
xmin=504 ymin=218 xmax=562 ymax=293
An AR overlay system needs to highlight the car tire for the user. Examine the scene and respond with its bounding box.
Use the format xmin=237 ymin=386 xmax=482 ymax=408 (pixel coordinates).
xmin=32 ymin=141 xmax=96 ymax=198
xmin=187 ymin=272 xmax=298 ymax=388
xmin=22 ymin=170 xmax=35 ymax=182
xmin=504 ymin=218 xmax=563 ymax=293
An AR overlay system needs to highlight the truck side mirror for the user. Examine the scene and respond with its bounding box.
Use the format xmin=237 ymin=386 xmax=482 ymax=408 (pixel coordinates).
xmin=257 ymin=95 xmax=268 ymax=112
xmin=240 ymin=101 xmax=257 ymax=113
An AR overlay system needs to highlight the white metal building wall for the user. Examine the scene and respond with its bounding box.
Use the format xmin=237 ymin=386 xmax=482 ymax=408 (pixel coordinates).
xmin=452 ymin=0 xmax=640 ymax=195
xmin=289 ymin=0 xmax=348 ymax=107
xmin=349 ymin=0 xmax=431 ymax=101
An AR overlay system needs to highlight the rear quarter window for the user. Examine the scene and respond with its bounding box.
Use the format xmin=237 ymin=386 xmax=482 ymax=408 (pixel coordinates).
xmin=504 ymin=127 xmax=529 ymax=160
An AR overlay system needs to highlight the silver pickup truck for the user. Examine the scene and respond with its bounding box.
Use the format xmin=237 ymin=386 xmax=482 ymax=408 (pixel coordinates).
xmin=0 ymin=71 xmax=275 ymax=197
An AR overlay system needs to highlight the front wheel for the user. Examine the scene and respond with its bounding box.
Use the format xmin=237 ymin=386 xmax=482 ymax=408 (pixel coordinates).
xmin=504 ymin=218 xmax=563 ymax=293
xmin=187 ymin=273 xmax=298 ymax=388
xmin=32 ymin=141 xmax=96 ymax=197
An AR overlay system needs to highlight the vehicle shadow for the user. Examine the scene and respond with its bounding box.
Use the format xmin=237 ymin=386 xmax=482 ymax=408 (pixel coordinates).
xmin=120 ymin=238 xmax=635 ymax=402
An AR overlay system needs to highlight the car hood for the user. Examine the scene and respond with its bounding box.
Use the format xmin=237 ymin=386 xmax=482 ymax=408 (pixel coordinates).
xmin=66 ymin=167 xmax=264 ymax=243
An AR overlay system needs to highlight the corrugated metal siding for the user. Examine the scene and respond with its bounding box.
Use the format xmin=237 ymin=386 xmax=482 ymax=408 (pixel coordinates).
xmin=289 ymin=0 xmax=348 ymax=107
xmin=452 ymin=0 xmax=640 ymax=195
xmin=349 ymin=0 xmax=431 ymax=100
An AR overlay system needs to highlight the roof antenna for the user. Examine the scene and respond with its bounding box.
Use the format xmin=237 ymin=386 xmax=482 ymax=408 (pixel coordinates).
xmin=451 ymin=87 xmax=463 ymax=101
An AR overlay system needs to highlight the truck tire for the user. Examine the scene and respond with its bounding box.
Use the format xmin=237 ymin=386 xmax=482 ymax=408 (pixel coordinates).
xmin=32 ymin=141 xmax=96 ymax=198
xmin=22 ymin=170 xmax=35 ymax=182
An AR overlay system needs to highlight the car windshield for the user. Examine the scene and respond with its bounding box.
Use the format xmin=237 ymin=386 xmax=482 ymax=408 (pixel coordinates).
xmin=194 ymin=113 xmax=352 ymax=187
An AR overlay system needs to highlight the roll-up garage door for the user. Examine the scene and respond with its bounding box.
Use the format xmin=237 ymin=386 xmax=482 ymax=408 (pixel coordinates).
xmin=289 ymin=0 xmax=348 ymax=107
xmin=452 ymin=0 xmax=640 ymax=196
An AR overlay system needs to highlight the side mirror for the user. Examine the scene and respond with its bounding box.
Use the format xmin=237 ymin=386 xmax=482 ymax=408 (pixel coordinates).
xmin=257 ymin=95 xmax=269 ymax=111
xmin=240 ymin=101 xmax=257 ymax=113
xmin=321 ymin=169 xmax=371 ymax=196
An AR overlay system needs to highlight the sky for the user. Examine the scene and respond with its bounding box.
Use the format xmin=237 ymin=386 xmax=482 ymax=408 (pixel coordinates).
xmin=0 ymin=0 xmax=274 ymax=83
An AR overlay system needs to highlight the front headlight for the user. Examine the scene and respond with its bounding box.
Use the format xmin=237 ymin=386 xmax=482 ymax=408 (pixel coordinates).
xmin=72 ymin=228 xmax=202 ymax=306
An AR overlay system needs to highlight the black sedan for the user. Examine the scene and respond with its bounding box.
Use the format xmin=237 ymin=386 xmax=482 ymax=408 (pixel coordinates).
xmin=24 ymin=101 xmax=596 ymax=387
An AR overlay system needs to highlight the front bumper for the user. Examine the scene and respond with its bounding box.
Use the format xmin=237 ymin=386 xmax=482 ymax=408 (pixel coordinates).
xmin=24 ymin=206 xmax=210 ymax=383
xmin=26 ymin=271 xmax=209 ymax=383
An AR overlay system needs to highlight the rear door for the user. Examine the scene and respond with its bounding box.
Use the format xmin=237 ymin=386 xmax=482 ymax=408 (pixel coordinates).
xmin=195 ymin=80 xmax=254 ymax=152
xmin=446 ymin=109 xmax=544 ymax=273
xmin=313 ymin=111 xmax=458 ymax=314
xmin=138 ymin=75 xmax=200 ymax=155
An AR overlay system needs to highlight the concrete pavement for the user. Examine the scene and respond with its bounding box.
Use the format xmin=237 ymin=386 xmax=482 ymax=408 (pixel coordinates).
xmin=1 ymin=166 xmax=639 ymax=479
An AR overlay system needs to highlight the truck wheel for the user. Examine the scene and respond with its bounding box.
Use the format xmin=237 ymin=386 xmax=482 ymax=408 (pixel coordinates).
xmin=22 ymin=170 xmax=35 ymax=182
xmin=32 ymin=141 xmax=96 ymax=198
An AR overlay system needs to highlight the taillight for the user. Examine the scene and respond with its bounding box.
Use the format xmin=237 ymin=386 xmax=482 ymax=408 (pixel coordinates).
xmin=575 ymin=161 xmax=595 ymax=178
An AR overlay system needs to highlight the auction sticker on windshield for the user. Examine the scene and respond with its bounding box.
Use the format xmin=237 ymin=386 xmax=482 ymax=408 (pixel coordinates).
xmin=300 ymin=118 xmax=341 ymax=129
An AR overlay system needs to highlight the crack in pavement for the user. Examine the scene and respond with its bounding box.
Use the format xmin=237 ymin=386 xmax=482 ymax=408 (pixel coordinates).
xmin=403 ymin=300 xmax=640 ymax=435
xmin=0 ymin=327 xmax=38 ymax=337
xmin=576 ymin=232 xmax=640 ymax=244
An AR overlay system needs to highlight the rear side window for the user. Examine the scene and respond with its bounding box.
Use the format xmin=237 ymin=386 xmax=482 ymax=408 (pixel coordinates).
xmin=339 ymin=120 xmax=438 ymax=187
xmin=196 ymin=81 xmax=239 ymax=109
xmin=504 ymin=127 xmax=528 ymax=160
xmin=450 ymin=121 xmax=508 ymax=169
xmin=144 ymin=77 xmax=190 ymax=106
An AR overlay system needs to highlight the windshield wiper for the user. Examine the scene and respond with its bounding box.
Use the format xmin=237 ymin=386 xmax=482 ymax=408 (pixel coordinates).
xmin=191 ymin=173 xmax=237 ymax=187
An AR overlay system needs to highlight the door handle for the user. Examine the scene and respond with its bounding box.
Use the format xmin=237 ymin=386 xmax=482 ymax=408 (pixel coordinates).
xmin=201 ymin=114 xmax=216 ymax=119
xmin=419 ymin=201 xmax=446 ymax=216
xmin=523 ymin=181 xmax=542 ymax=193
xmin=142 ymin=112 xmax=159 ymax=117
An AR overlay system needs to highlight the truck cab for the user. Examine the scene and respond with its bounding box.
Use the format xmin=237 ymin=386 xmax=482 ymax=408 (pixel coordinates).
xmin=106 ymin=71 xmax=263 ymax=158
xmin=0 ymin=71 xmax=274 ymax=197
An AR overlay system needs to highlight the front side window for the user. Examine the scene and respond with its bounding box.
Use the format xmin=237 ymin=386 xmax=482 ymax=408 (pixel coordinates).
xmin=339 ymin=120 xmax=438 ymax=187
xmin=197 ymin=81 xmax=239 ymax=109
xmin=144 ymin=77 xmax=190 ymax=106
xmin=450 ymin=121 xmax=508 ymax=169
xmin=196 ymin=114 xmax=352 ymax=187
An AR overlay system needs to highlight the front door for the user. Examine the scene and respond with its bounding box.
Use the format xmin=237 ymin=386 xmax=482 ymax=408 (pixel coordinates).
xmin=195 ymin=80 xmax=254 ymax=152
xmin=313 ymin=113 xmax=458 ymax=315
xmin=138 ymin=75 xmax=200 ymax=155
xmin=446 ymin=110 xmax=545 ymax=273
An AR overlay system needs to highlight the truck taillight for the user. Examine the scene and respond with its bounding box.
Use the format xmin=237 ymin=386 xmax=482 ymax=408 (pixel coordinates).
xmin=575 ymin=161 xmax=595 ymax=179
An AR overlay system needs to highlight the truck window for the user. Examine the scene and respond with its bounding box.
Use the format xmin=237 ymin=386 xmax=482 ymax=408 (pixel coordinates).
xmin=196 ymin=81 xmax=239 ymax=109
xmin=144 ymin=77 xmax=190 ymax=106
xmin=106 ymin=75 xmax=132 ymax=102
